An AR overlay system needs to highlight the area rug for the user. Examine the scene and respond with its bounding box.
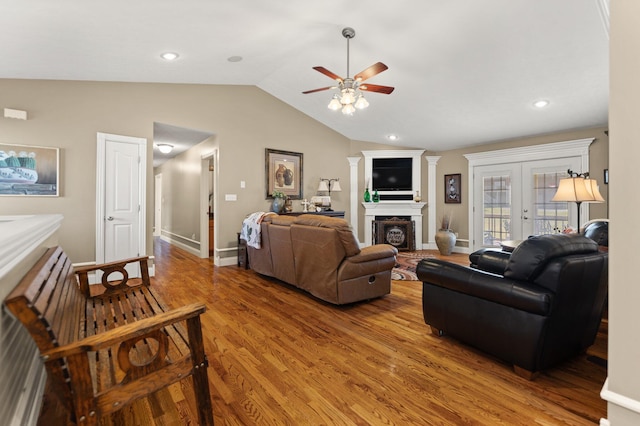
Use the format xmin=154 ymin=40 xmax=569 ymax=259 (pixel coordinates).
xmin=391 ymin=252 xmax=434 ymax=281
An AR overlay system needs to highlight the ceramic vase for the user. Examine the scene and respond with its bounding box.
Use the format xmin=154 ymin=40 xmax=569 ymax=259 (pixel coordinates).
xmin=272 ymin=197 xmax=285 ymax=213
xmin=435 ymin=229 xmax=456 ymax=255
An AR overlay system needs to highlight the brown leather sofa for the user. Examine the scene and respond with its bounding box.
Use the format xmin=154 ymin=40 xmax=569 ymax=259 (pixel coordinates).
xmin=247 ymin=214 xmax=398 ymax=304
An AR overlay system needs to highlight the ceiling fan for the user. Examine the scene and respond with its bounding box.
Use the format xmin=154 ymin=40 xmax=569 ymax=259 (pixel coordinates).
xmin=302 ymin=27 xmax=394 ymax=115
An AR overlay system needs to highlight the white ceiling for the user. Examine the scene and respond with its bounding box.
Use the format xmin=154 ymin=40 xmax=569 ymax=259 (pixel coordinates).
xmin=1 ymin=1 xmax=609 ymax=152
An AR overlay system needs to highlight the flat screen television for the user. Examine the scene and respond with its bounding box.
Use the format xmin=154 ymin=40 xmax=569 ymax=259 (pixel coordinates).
xmin=372 ymin=158 xmax=412 ymax=191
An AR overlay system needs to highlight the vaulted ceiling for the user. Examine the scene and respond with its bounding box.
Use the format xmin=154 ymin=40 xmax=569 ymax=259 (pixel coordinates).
xmin=1 ymin=1 xmax=609 ymax=151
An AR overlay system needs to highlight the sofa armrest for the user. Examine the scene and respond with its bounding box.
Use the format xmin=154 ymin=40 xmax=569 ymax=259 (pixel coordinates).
xmin=417 ymin=258 xmax=552 ymax=315
xmin=469 ymin=248 xmax=511 ymax=275
xmin=347 ymin=244 xmax=398 ymax=263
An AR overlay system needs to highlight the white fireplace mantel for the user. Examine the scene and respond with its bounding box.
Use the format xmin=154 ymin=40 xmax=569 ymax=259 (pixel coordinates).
xmin=362 ymin=202 xmax=427 ymax=248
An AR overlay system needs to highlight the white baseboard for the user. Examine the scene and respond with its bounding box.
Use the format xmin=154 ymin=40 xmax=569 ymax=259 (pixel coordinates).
xmin=160 ymin=235 xmax=200 ymax=256
xmin=601 ymin=377 xmax=640 ymax=423
xmin=216 ymin=256 xmax=239 ymax=267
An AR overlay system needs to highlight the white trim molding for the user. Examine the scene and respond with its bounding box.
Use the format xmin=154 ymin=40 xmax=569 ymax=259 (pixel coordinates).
xmin=347 ymin=156 xmax=361 ymax=235
xmin=425 ymin=156 xmax=441 ymax=249
xmin=601 ymin=377 xmax=640 ymax=425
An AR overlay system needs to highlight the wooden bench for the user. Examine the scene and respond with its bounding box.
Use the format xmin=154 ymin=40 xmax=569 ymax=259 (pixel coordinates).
xmin=4 ymin=246 xmax=214 ymax=425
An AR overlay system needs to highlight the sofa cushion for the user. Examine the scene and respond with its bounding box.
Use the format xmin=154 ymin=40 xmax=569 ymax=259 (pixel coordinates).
xmin=504 ymin=234 xmax=597 ymax=282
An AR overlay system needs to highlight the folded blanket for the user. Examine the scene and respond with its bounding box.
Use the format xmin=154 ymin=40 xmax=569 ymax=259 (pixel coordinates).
xmin=241 ymin=212 xmax=274 ymax=249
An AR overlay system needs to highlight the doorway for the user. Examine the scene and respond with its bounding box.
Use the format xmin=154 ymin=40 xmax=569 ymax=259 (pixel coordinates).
xmin=200 ymin=151 xmax=217 ymax=259
xmin=472 ymin=157 xmax=582 ymax=247
xmin=465 ymin=138 xmax=594 ymax=251
xmin=154 ymin=174 xmax=162 ymax=237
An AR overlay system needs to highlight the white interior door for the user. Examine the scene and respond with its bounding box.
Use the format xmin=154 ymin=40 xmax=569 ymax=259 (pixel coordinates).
xmin=96 ymin=132 xmax=147 ymax=277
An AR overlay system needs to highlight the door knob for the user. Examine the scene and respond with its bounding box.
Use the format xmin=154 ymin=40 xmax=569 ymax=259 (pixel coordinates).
xmin=107 ymin=216 xmax=114 ymax=221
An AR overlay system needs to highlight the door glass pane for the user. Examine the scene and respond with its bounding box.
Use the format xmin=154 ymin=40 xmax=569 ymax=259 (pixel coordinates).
xmin=482 ymin=175 xmax=511 ymax=246
xmin=532 ymin=171 xmax=568 ymax=234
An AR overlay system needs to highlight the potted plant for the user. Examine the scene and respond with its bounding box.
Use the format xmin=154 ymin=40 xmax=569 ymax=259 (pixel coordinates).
xmin=435 ymin=212 xmax=457 ymax=255
xmin=272 ymin=190 xmax=286 ymax=213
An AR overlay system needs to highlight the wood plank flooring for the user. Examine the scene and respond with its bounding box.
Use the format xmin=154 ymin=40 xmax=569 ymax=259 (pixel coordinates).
xmin=40 ymin=240 xmax=607 ymax=425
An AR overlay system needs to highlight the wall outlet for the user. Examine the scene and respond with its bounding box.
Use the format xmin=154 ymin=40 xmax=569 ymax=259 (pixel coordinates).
xmin=225 ymin=194 xmax=237 ymax=201
xmin=240 ymin=180 xmax=246 ymax=188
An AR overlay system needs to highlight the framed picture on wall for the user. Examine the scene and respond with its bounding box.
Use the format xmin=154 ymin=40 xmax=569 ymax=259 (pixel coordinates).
xmin=0 ymin=143 xmax=59 ymax=196
xmin=265 ymin=148 xmax=303 ymax=199
xmin=444 ymin=173 xmax=461 ymax=204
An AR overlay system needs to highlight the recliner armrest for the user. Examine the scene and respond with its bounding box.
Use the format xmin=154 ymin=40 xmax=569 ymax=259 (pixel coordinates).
xmin=347 ymin=244 xmax=398 ymax=263
xmin=469 ymin=248 xmax=511 ymax=275
xmin=417 ymin=258 xmax=552 ymax=316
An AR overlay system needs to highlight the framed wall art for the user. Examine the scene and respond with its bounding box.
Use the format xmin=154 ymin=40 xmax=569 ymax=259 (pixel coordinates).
xmin=265 ymin=148 xmax=303 ymax=199
xmin=0 ymin=143 xmax=59 ymax=196
xmin=444 ymin=173 xmax=461 ymax=204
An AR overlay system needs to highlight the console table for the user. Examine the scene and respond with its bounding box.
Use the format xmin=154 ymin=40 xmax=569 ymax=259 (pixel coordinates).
xmin=281 ymin=211 xmax=345 ymax=218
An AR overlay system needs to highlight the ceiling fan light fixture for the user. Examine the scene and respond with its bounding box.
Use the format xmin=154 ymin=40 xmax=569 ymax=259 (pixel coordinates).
xmin=328 ymin=95 xmax=342 ymax=111
xmin=354 ymin=94 xmax=369 ymax=110
xmin=302 ymin=27 xmax=394 ymax=116
xmin=342 ymin=103 xmax=356 ymax=115
xmin=340 ymin=89 xmax=355 ymax=105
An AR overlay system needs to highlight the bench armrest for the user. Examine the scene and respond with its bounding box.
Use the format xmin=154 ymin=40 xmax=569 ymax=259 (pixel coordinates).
xmin=41 ymin=302 xmax=206 ymax=360
xmin=74 ymin=256 xmax=151 ymax=296
xmin=73 ymin=256 xmax=150 ymax=274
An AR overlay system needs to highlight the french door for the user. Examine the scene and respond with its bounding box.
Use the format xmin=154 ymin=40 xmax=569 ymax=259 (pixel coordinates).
xmin=472 ymin=157 xmax=582 ymax=248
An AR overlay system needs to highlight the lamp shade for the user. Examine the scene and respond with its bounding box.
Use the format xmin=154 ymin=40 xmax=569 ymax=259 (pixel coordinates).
xmin=317 ymin=180 xmax=329 ymax=192
xmin=331 ymin=180 xmax=342 ymax=192
xmin=551 ymin=177 xmax=594 ymax=202
xmin=586 ymin=179 xmax=605 ymax=202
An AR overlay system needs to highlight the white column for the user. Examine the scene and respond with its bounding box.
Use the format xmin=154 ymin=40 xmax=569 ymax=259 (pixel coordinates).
xmin=347 ymin=157 xmax=361 ymax=236
xmin=425 ymin=156 xmax=441 ymax=249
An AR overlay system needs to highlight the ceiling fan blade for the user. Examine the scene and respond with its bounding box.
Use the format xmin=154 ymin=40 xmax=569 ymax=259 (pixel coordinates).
xmin=359 ymin=84 xmax=395 ymax=94
xmin=302 ymin=86 xmax=334 ymax=94
xmin=354 ymin=62 xmax=388 ymax=82
xmin=313 ymin=66 xmax=343 ymax=82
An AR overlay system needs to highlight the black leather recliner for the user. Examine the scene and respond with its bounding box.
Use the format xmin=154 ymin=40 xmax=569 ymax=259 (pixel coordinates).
xmin=416 ymin=233 xmax=608 ymax=379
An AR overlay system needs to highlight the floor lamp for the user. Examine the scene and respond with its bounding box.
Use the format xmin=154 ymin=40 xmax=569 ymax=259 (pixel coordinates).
xmin=551 ymin=170 xmax=605 ymax=229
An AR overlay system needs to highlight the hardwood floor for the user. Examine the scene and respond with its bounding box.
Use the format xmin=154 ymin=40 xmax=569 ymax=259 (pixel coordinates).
xmin=40 ymin=241 xmax=607 ymax=425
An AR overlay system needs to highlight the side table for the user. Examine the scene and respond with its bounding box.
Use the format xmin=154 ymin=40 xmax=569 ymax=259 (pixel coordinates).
xmin=237 ymin=232 xmax=249 ymax=269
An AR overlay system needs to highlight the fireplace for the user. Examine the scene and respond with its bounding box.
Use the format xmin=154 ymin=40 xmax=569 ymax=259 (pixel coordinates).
xmin=373 ymin=217 xmax=415 ymax=251
xmin=362 ymin=201 xmax=426 ymax=248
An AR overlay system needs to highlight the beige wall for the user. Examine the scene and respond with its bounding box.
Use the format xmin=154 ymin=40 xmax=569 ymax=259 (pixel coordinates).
xmin=608 ymin=1 xmax=640 ymax=423
xmin=0 ymin=79 xmax=350 ymax=262
xmin=0 ymin=78 xmax=610 ymax=263
xmin=432 ymin=127 xmax=609 ymax=246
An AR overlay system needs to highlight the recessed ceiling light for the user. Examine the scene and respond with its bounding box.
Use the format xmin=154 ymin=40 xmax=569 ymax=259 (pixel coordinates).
xmin=227 ymin=56 xmax=243 ymax=63
xmin=160 ymin=52 xmax=179 ymax=61
xmin=387 ymin=134 xmax=399 ymax=141
xmin=533 ymin=100 xmax=550 ymax=108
